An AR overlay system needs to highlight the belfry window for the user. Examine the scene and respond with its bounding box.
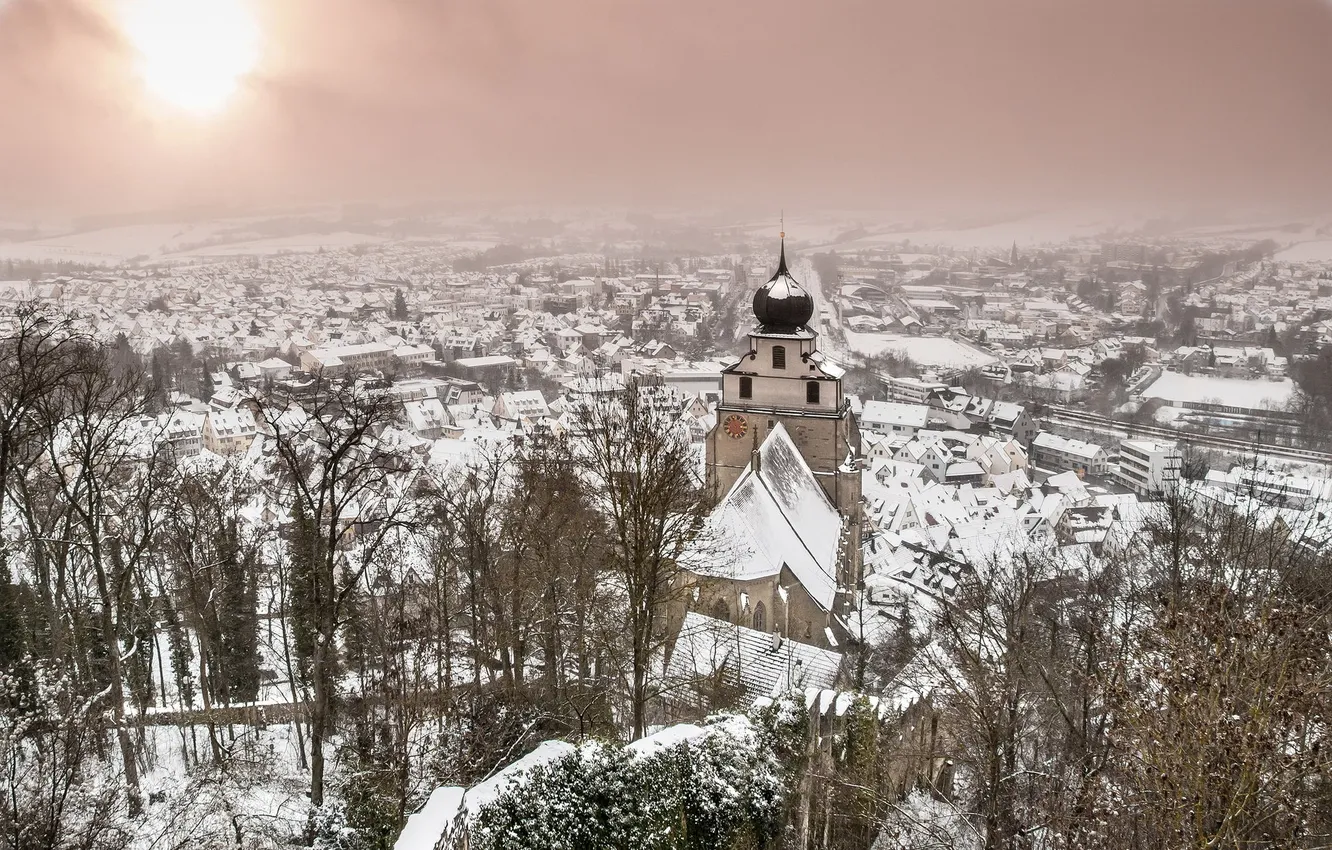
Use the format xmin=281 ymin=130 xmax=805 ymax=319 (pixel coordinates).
xmin=753 ymin=602 xmax=767 ymax=632
xmin=806 ymin=381 xmax=821 ymax=404
xmin=738 ymin=376 xmax=752 ymax=399
xmin=772 ymin=345 xmax=786 ymax=369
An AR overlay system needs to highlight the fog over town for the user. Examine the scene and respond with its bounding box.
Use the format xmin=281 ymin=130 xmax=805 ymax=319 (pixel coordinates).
xmin=3 ymin=2 xmax=1332 ymax=850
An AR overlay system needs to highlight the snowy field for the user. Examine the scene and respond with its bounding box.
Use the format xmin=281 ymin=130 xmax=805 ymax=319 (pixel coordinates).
xmin=738 ymin=210 xmax=1141 ymax=252
xmin=0 ymin=221 xmax=256 ymax=264
xmin=164 ymin=230 xmax=389 ymax=257
xmin=1142 ymin=372 xmax=1294 ymax=409
xmin=1275 ymin=240 xmax=1332 ymax=262
xmin=843 ymin=330 xmax=997 ymax=369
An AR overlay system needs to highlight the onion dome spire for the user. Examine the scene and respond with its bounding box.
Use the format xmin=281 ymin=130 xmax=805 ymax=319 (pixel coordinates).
xmin=752 ymin=226 xmax=814 ymax=333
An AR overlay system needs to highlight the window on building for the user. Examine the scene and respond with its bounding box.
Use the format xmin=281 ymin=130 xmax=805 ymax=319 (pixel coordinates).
xmin=711 ymin=598 xmax=729 ymax=622
xmin=738 ymin=376 xmax=752 ymax=399
xmin=753 ymin=602 xmax=767 ymax=632
xmin=772 ymin=345 xmax=786 ymax=369
xmin=806 ymin=381 xmax=820 ymax=404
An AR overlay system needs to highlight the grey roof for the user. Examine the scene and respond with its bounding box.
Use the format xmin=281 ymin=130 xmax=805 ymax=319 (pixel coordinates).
xmin=667 ymin=612 xmax=843 ymax=704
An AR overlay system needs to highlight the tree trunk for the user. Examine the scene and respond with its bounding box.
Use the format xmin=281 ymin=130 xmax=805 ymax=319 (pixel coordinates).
xmin=95 ymin=589 xmax=142 ymax=816
xmin=309 ymin=638 xmax=329 ymax=809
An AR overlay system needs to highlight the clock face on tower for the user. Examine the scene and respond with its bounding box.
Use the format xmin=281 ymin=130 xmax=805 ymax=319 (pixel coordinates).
xmin=723 ymin=413 xmax=748 ymax=440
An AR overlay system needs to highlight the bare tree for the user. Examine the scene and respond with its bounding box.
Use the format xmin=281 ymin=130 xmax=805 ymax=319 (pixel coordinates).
xmin=0 ymin=306 xmax=92 ymax=669
xmin=34 ymin=337 xmax=167 ymax=817
xmin=250 ymin=374 xmax=419 ymax=811
xmin=570 ymin=382 xmax=708 ymax=739
xmin=0 ymin=664 xmax=129 ymax=850
xmin=153 ymin=456 xmax=263 ymax=764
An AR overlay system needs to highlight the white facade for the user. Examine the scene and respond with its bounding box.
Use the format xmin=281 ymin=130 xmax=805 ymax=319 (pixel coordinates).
xmin=860 ymin=401 xmax=929 ymax=438
xmin=1115 ymin=439 xmax=1181 ymax=496
xmin=301 ymin=341 xmax=395 ymax=375
xmin=1031 ymin=432 xmax=1109 ymax=476
xmin=203 ymin=408 xmax=257 ymax=456
xmin=883 ymin=375 xmax=947 ymax=404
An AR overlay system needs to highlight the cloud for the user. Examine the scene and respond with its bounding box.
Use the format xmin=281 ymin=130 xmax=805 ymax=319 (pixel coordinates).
xmin=3 ymin=0 xmax=1332 ymax=216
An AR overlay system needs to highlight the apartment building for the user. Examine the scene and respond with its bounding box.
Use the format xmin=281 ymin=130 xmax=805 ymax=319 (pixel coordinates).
xmin=1115 ymin=439 xmax=1181 ymax=497
xmin=1031 ymin=432 xmax=1109 ymax=477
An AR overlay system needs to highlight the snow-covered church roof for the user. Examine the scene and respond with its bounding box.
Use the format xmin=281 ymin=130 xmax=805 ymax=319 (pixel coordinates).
xmin=688 ymin=423 xmax=843 ymax=609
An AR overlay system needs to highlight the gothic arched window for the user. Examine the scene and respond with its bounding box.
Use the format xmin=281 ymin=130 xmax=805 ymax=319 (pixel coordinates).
xmin=806 ymin=381 xmax=821 ymax=404
xmin=752 ymin=601 xmax=767 ymax=632
xmin=772 ymin=346 xmax=786 ymax=370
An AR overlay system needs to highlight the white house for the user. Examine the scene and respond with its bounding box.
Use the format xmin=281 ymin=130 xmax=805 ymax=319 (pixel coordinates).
xmin=1030 ymin=432 xmax=1109 ymax=477
xmin=203 ymin=408 xmax=257 ymax=456
xmin=1115 ymin=439 xmax=1181 ymax=497
xmin=860 ymin=401 xmax=930 ymax=438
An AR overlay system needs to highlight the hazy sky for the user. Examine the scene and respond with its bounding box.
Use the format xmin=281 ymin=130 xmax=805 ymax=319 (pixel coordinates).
xmin=2 ymin=0 xmax=1331 ymax=217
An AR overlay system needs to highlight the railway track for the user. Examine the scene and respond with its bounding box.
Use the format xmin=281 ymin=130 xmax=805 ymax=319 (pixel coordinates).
xmin=1041 ymin=405 xmax=1332 ymax=466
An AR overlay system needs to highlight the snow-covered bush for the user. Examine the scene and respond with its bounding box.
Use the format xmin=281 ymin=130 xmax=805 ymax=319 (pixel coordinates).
xmin=467 ymin=715 xmax=785 ymax=850
xmin=873 ymin=790 xmax=978 ymax=850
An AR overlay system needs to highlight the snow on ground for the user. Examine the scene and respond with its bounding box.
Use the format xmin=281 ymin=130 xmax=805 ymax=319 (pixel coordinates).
xmin=867 ymin=212 xmax=1120 ymax=250
xmin=0 ymin=222 xmax=245 ymax=264
xmin=1276 ymin=240 xmax=1332 ymax=262
xmin=740 ymin=210 xmax=1142 ymax=252
xmin=843 ymin=330 xmax=997 ymax=369
xmin=1154 ymin=405 xmax=1188 ymax=424
xmin=166 ymin=231 xmax=389 ymax=257
xmin=395 ymin=787 xmax=467 ymax=850
xmin=1142 ymin=372 xmax=1294 ymax=409
xmin=132 ymin=722 xmax=309 ymax=849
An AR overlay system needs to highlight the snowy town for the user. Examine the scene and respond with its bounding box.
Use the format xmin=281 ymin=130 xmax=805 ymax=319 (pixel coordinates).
xmin=3 ymin=208 xmax=1332 ymax=848
xmin=6 ymin=0 xmax=1332 ymax=846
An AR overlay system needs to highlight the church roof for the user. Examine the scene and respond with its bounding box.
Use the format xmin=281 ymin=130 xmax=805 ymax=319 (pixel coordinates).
xmin=752 ymin=240 xmax=815 ymax=333
xmin=688 ymin=423 xmax=842 ymax=609
xmin=667 ymin=611 xmax=843 ymax=702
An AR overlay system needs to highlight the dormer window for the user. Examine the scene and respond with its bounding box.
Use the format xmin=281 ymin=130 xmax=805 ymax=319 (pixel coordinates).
xmin=772 ymin=345 xmax=786 ymax=370
xmin=806 ymin=381 xmax=821 ymax=404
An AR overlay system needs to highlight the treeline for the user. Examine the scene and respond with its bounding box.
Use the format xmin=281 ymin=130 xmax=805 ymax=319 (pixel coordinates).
xmin=1289 ymin=343 xmax=1332 ymax=451
xmin=0 ymin=304 xmax=711 ymax=849
xmin=863 ymin=486 xmax=1332 ymax=850
xmin=452 ymin=244 xmax=530 ymax=272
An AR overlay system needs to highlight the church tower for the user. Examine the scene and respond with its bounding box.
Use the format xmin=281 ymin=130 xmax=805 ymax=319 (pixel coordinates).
xmin=706 ymin=239 xmax=862 ymax=517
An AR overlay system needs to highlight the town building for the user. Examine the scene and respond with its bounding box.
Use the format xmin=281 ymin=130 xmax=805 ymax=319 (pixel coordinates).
xmin=1115 ymin=439 xmax=1181 ymax=497
xmin=1030 ymin=432 xmax=1109 ymax=476
xmin=883 ymin=375 xmax=948 ymax=405
xmin=690 ymin=241 xmax=865 ymax=650
xmin=300 ymin=341 xmax=396 ymax=375
xmin=860 ymin=401 xmax=930 ymax=439
xmin=706 ymin=242 xmax=862 ymax=515
xmin=203 ymin=407 xmax=257 ymax=456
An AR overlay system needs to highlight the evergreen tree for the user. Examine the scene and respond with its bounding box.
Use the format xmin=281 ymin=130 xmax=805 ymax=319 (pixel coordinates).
xmin=216 ymin=519 xmax=261 ymax=704
xmin=0 ymin=561 xmax=27 ymax=673
xmin=287 ymin=501 xmax=322 ymax=677
xmin=890 ymin=602 xmax=916 ymax=672
xmin=165 ymin=605 xmax=196 ymax=709
xmin=393 ymin=289 xmax=408 ymax=321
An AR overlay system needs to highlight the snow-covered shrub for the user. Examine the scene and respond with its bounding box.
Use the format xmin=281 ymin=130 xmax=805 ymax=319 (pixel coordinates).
xmin=873 ymin=790 xmax=978 ymax=850
xmin=468 ymin=714 xmax=785 ymax=850
xmin=0 ymin=664 xmax=130 ymax=850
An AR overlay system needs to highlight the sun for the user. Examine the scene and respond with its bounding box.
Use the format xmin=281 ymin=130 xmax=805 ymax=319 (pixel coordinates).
xmin=119 ymin=0 xmax=260 ymax=115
